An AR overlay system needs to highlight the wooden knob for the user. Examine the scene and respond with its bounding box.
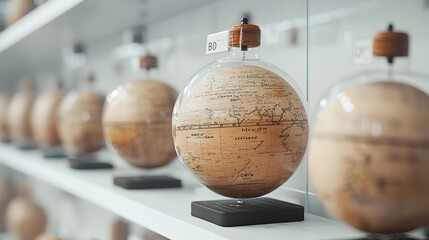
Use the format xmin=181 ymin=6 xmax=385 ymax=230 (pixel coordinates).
xmin=20 ymin=80 xmax=34 ymax=91
xmin=85 ymin=72 xmax=96 ymax=83
xmin=229 ymin=18 xmax=261 ymax=49
xmin=139 ymin=54 xmax=158 ymax=70
xmin=373 ymin=24 xmax=409 ymax=62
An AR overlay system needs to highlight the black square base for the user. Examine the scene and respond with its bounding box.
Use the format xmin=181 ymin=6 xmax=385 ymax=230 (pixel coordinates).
xmin=0 ymin=138 xmax=11 ymax=143
xmin=114 ymin=175 xmax=182 ymax=189
xmin=68 ymin=156 xmax=113 ymax=170
xmin=331 ymin=233 xmax=420 ymax=240
xmin=191 ymin=197 xmax=304 ymax=227
xmin=345 ymin=235 xmax=418 ymax=240
xmin=17 ymin=144 xmax=37 ymax=150
xmin=42 ymin=146 xmax=66 ymax=158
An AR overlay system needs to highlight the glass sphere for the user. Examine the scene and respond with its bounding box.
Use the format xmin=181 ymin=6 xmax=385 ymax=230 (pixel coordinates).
xmin=173 ymin=59 xmax=309 ymax=199
xmin=58 ymin=90 xmax=105 ymax=156
xmin=308 ymin=69 xmax=429 ymax=233
xmin=103 ymin=79 xmax=178 ymax=169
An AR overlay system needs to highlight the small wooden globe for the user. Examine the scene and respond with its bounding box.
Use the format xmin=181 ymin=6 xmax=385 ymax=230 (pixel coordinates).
xmin=103 ymin=80 xmax=178 ymax=169
xmin=0 ymin=95 xmax=10 ymax=141
xmin=31 ymin=79 xmax=64 ymax=147
xmin=5 ymin=0 xmax=33 ymax=27
xmin=8 ymin=80 xmax=36 ymax=147
xmin=5 ymin=188 xmax=47 ymax=240
xmin=309 ymin=81 xmax=429 ymax=233
xmin=58 ymin=90 xmax=105 ymax=155
xmin=0 ymin=181 xmax=15 ymax=231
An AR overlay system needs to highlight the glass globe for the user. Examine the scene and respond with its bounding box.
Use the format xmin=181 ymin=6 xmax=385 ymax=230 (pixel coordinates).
xmin=308 ymin=33 xmax=429 ymax=234
xmin=172 ymin=19 xmax=309 ymax=199
xmin=103 ymin=56 xmax=178 ymax=169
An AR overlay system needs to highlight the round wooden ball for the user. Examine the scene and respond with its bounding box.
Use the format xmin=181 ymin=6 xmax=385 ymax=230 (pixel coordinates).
xmin=8 ymin=84 xmax=36 ymax=146
xmin=103 ymin=80 xmax=178 ymax=169
xmin=58 ymin=90 xmax=105 ymax=155
xmin=5 ymin=190 xmax=47 ymax=240
xmin=31 ymin=88 xmax=63 ymax=147
xmin=0 ymin=181 xmax=15 ymax=231
xmin=309 ymin=81 xmax=429 ymax=233
xmin=0 ymin=95 xmax=10 ymax=141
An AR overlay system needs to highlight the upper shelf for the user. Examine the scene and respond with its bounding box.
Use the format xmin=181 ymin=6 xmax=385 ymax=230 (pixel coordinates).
xmin=0 ymin=144 xmax=363 ymax=240
xmin=0 ymin=0 xmax=214 ymax=89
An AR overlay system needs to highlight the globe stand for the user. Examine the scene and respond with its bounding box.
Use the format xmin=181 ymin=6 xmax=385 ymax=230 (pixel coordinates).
xmin=191 ymin=197 xmax=304 ymax=227
xmin=41 ymin=145 xmax=66 ymax=158
xmin=344 ymin=233 xmax=419 ymax=240
xmin=0 ymin=137 xmax=11 ymax=143
xmin=113 ymin=175 xmax=182 ymax=189
xmin=68 ymin=154 xmax=113 ymax=170
xmin=16 ymin=142 xmax=37 ymax=150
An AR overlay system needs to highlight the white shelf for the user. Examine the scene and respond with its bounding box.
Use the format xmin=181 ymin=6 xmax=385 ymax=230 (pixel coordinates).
xmin=0 ymin=144 xmax=365 ymax=240
xmin=0 ymin=0 xmax=84 ymax=54
xmin=0 ymin=0 xmax=215 ymax=89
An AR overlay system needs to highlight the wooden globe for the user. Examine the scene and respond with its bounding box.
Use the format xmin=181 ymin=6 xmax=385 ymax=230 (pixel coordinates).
xmin=0 ymin=95 xmax=10 ymax=141
xmin=103 ymin=80 xmax=178 ymax=169
xmin=0 ymin=181 xmax=15 ymax=231
xmin=5 ymin=188 xmax=47 ymax=240
xmin=309 ymin=81 xmax=429 ymax=233
xmin=58 ymin=90 xmax=105 ymax=155
xmin=31 ymin=80 xmax=64 ymax=147
xmin=8 ymin=81 xmax=36 ymax=147
xmin=5 ymin=0 xmax=33 ymax=27
xmin=173 ymin=65 xmax=308 ymax=198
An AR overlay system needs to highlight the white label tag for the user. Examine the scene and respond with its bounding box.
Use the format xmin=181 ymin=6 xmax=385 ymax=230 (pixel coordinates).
xmin=206 ymin=30 xmax=229 ymax=55
xmin=353 ymin=40 xmax=373 ymax=65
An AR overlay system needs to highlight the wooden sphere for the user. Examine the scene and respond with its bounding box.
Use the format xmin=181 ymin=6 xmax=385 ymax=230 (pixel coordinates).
xmin=8 ymin=82 xmax=36 ymax=146
xmin=0 ymin=181 xmax=15 ymax=231
xmin=104 ymin=80 xmax=178 ymax=169
xmin=58 ymin=90 xmax=105 ymax=155
xmin=0 ymin=95 xmax=10 ymax=141
xmin=5 ymin=189 xmax=47 ymax=240
xmin=309 ymin=81 xmax=429 ymax=233
xmin=174 ymin=65 xmax=308 ymax=198
xmin=31 ymin=86 xmax=63 ymax=147
xmin=110 ymin=219 xmax=128 ymax=240
xmin=5 ymin=0 xmax=33 ymax=27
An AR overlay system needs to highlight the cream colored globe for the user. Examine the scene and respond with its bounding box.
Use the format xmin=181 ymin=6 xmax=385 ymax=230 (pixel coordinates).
xmin=173 ymin=65 xmax=308 ymax=198
xmin=31 ymin=90 xmax=63 ymax=147
xmin=58 ymin=90 xmax=105 ymax=155
xmin=104 ymin=80 xmax=178 ymax=169
xmin=309 ymin=81 xmax=429 ymax=233
xmin=0 ymin=95 xmax=10 ymax=141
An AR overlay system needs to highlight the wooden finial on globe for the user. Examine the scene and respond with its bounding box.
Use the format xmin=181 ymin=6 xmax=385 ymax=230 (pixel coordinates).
xmin=52 ymin=76 xmax=63 ymax=90
xmin=229 ymin=18 xmax=261 ymax=51
xmin=139 ymin=54 xmax=158 ymax=71
xmin=85 ymin=72 xmax=96 ymax=83
xmin=373 ymin=24 xmax=409 ymax=64
xmin=20 ymin=80 xmax=34 ymax=91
